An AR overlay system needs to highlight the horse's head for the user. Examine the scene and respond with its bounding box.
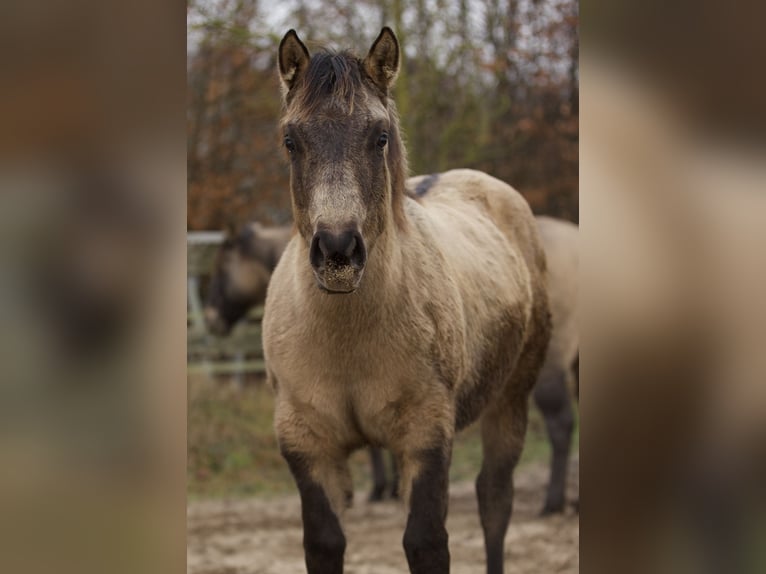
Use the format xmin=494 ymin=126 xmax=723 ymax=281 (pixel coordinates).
xmin=204 ymin=222 xmax=273 ymax=336
xmin=278 ymin=28 xmax=407 ymax=294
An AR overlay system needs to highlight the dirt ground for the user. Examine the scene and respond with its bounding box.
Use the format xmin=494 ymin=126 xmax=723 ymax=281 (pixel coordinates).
xmin=188 ymin=459 xmax=579 ymax=573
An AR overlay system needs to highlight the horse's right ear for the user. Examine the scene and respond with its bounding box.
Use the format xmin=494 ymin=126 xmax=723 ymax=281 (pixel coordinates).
xmin=278 ymin=30 xmax=310 ymax=96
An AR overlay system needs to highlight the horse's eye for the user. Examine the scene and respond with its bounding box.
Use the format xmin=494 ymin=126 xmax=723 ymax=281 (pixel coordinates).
xmin=284 ymin=136 xmax=296 ymax=153
xmin=377 ymin=133 xmax=389 ymax=149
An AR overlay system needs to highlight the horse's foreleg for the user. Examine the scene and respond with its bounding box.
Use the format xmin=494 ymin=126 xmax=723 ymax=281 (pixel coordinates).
xmin=280 ymin=447 xmax=351 ymax=574
xmin=476 ymin=396 xmax=529 ymax=574
xmin=399 ymin=442 xmax=452 ymax=574
xmin=534 ymin=365 xmax=575 ymax=515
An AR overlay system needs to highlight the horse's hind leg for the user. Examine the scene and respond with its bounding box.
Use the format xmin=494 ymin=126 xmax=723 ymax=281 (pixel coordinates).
xmin=369 ymin=447 xmax=400 ymax=501
xmin=534 ymin=365 xmax=575 ymax=515
xmin=476 ymin=393 xmax=528 ymax=574
xmin=389 ymin=450 xmax=400 ymax=498
xmin=477 ymin=297 xmax=551 ymax=574
xmin=368 ymin=447 xmax=387 ymax=502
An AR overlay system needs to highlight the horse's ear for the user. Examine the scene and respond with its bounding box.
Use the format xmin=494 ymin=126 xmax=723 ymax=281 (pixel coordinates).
xmin=364 ymin=27 xmax=400 ymax=92
xmin=278 ymin=29 xmax=310 ymax=96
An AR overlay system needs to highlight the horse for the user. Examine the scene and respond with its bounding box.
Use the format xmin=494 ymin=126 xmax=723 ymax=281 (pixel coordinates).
xmin=533 ymin=216 xmax=579 ymax=514
xmin=208 ymin=215 xmax=577 ymax=513
xmin=204 ymin=221 xmax=291 ymax=336
xmin=262 ymin=27 xmax=551 ymax=574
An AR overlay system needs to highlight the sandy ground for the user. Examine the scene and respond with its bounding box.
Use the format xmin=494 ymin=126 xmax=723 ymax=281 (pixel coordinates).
xmin=188 ymin=460 xmax=579 ymax=573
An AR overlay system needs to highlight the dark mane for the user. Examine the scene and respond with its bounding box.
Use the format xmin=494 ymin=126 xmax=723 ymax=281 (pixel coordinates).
xmin=293 ymin=50 xmax=364 ymax=114
xmin=387 ymin=107 xmax=409 ymax=230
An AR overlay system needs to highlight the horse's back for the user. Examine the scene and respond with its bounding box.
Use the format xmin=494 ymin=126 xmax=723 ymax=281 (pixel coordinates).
xmin=412 ymin=169 xmax=546 ymax=287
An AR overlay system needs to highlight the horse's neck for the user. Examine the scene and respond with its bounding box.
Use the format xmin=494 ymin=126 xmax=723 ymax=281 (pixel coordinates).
xmin=366 ymin=226 xmax=405 ymax=293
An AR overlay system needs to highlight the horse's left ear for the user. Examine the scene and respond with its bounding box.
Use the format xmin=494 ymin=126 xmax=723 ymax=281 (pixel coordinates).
xmin=364 ymin=27 xmax=400 ymax=92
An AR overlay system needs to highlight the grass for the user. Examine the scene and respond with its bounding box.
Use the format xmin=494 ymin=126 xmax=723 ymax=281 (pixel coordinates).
xmin=188 ymin=374 xmax=578 ymax=499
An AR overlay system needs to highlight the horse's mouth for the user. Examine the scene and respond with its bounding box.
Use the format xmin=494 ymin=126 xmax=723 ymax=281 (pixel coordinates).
xmin=317 ymin=284 xmax=357 ymax=295
xmin=313 ymin=263 xmax=364 ymax=294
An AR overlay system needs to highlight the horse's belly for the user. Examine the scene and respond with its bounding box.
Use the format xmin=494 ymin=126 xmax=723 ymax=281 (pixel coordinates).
xmin=454 ymin=303 xmax=529 ymax=430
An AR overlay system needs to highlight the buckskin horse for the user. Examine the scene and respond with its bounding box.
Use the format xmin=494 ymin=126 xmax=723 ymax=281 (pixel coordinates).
xmin=262 ymin=28 xmax=551 ymax=574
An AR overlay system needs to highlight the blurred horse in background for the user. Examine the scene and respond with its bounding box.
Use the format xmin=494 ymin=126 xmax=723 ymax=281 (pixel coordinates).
xmin=204 ymin=222 xmax=291 ymax=337
xmin=534 ymin=216 xmax=579 ymax=514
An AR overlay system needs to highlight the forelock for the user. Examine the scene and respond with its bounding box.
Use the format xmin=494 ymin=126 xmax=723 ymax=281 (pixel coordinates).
xmin=286 ymin=50 xmax=377 ymax=118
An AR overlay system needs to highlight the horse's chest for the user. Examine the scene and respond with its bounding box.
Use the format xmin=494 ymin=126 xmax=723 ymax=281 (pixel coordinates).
xmin=270 ymin=317 xmax=435 ymax=444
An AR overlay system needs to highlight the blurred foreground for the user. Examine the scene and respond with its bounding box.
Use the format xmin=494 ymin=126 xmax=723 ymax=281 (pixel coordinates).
xmin=580 ymin=52 xmax=766 ymax=574
xmin=0 ymin=2 xmax=186 ymax=574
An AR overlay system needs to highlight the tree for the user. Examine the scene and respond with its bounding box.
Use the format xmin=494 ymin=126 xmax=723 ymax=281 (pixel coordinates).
xmin=187 ymin=0 xmax=579 ymax=229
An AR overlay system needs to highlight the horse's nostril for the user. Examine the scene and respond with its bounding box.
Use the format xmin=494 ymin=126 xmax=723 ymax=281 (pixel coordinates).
xmin=344 ymin=236 xmax=356 ymax=258
xmin=309 ymin=233 xmax=324 ymax=269
xmin=310 ymin=228 xmax=366 ymax=270
xmin=349 ymin=230 xmax=366 ymax=269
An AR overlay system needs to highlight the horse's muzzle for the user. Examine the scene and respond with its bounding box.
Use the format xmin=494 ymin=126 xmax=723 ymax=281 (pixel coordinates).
xmin=309 ymin=226 xmax=366 ymax=293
